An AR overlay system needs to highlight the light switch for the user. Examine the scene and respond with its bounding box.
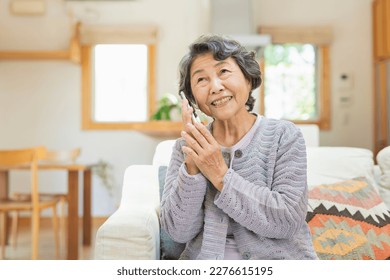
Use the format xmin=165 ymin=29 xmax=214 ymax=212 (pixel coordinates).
xmin=339 ymin=72 xmax=353 ymax=90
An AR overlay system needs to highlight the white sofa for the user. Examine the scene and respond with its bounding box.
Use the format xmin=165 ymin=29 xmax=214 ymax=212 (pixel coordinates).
xmin=94 ymin=126 xmax=390 ymax=260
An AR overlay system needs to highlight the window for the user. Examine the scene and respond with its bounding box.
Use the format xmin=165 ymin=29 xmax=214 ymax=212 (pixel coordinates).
xmin=263 ymin=43 xmax=318 ymax=120
xmin=80 ymin=25 xmax=157 ymax=130
xmin=93 ymin=44 xmax=148 ymax=122
xmin=258 ymin=26 xmax=332 ymax=129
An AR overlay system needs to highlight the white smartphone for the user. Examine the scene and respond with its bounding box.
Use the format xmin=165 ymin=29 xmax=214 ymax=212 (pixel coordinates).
xmin=179 ymin=91 xmax=201 ymax=123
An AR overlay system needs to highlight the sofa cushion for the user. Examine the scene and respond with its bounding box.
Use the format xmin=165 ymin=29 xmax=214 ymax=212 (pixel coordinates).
xmin=158 ymin=166 xmax=186 ymax=260
xmin=153 ymin=140 xmax=176 ymax=166
xmin=377 ymin=146 xmax=390 ymax=190
xmin=306 ymin=147 xmax=375 ymax=187
xmin=306 ymin=177 xmax=390 ymax=260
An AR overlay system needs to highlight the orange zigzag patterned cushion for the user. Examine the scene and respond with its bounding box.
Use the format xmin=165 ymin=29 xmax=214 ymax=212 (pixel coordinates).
xmin=306 ymin=177 xmax=390 ymax=260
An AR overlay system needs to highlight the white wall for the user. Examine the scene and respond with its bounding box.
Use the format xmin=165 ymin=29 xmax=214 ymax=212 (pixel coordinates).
xmin=254 ymin=0 xmax=374 ymax=149
xmin=0 ymin=0 xmax=374 ymax=216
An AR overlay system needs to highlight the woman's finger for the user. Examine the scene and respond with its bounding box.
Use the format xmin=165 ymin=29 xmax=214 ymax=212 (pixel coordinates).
xmin=181 ymin=98 xmax=192 ymax=126
xmin=181 ymin=130 xmax=201 ymax=153
xmin=185 ymin=123 xmax=208 ymax=149
xmin=194 ymin=121 xmax=218 ymax=145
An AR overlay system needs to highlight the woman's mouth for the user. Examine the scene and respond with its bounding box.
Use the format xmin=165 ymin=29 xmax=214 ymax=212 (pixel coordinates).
xmin=211 ymin=96 xmax=232 ymax=107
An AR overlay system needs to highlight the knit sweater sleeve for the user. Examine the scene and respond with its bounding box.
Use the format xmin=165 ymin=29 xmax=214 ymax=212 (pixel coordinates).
xmin=214 ymin=121 xmax=308 ymax=239
xmin=160 ymin=138 xmax=208 ymax=243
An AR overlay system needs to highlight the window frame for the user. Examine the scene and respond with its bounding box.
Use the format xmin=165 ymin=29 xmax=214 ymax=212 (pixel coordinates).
xmin=258 ymin=26 xmax=332 ymax=130
xmin=81 ymin=43 xmax=157 ymax=130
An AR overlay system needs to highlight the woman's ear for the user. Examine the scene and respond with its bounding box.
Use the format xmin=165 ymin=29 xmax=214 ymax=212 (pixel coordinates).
xmin=248 ymin=78 xmax=252 ymax=88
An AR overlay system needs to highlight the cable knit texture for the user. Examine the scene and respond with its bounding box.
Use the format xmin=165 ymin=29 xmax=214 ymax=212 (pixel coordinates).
xmin=160 ymin=117 xmax=318 ymax=260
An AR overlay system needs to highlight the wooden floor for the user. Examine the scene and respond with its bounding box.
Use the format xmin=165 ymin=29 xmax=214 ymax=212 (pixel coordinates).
xmin=1 ymin=217 xmax=107 ymax=260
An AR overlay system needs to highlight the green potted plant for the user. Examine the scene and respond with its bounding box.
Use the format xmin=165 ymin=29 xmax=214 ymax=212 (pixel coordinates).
xmin=151 ymin=93 xmax=181 ymax=121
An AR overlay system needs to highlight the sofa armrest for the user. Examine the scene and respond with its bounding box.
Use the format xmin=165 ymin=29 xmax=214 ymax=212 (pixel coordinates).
xmin=94 ymin=204 xmax=160 ymax=259
xmin=94 ymin=165 xmax=161 ymax=260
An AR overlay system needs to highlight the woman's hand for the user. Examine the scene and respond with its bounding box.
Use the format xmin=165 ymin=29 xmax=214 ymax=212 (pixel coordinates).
xmin=181 ymin=121 xmax=228 ymax=191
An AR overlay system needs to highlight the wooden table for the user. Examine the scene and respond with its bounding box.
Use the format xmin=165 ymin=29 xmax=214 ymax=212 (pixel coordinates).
xmin=0 ymin=163 xmax=93 ymax=260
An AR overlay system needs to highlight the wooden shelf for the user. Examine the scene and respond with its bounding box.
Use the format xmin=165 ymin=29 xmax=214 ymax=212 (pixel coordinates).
xmin=0 ymin=23 xmax=81 ymax=63
xmin=0 ymin=50 xmax=69 ymax=60
xmin=140 ymin=121 xmax=182 ymax=138
xmin=82 ymin=120 xmax=183 ymax=138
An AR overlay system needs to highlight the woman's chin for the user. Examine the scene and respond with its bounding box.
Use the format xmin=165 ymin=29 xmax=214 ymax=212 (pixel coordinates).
xmin=212 ymin=112 xmax=234 ymax=121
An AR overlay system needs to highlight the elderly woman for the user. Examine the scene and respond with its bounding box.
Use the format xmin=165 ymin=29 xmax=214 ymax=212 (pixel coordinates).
xmin=160 ymin=35 xmax=318 ymax=260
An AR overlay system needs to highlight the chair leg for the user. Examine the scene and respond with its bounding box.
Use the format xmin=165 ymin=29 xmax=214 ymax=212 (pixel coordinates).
xmin=60 ymin=198 xmax=67 ymax=255
xmin=52 ymin=206 xmax=60 ymax=259
xmin=11 ymin=211 xmax=19 ymax=249
xmin=0 ymin=212 xmax=6 ymax=260
xmin=31 ymin=210 xmax=40 ymax=260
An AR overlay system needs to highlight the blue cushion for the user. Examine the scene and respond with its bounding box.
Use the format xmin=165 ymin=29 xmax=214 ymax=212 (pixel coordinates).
xmin=158 ymin=166 xmax=186 ymax=260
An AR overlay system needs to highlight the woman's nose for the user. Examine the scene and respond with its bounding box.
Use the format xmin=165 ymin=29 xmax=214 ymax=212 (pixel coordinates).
xmin=210 ymin=78 xmax=224 ymax=95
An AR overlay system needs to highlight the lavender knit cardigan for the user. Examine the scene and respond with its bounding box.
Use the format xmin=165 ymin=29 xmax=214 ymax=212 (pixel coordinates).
xmin=160 ymin=117 xmax=318 ymax=260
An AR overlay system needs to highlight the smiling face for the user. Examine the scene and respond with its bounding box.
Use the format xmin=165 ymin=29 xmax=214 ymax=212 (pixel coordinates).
xmin=190 ymin=53 xmax=252 ymax=122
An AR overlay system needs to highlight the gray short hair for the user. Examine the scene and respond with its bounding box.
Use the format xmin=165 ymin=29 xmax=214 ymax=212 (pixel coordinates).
xmin=178 ymin=34 xmax=262 ymax=112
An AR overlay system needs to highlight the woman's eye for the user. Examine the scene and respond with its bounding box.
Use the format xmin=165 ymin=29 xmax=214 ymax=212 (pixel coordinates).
xmin=220 ymin=69 xmax=230 ymax=74
xmin=197 ymin=77 xmax=205 ymax=83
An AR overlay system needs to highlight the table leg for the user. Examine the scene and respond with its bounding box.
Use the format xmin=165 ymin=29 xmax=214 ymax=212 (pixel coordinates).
xmin=67 ymin=171 xmax=79 ymax=260
xmin=83 ymin=169 xmax=91 ymax=245
xmin=0 ymin=171 xmax=9 ymax=244
xmin=0 ymin=171 xmax=8 ymax=199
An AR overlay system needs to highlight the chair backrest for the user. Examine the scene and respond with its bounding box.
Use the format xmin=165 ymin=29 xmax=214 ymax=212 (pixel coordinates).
xmin=0 ymin=147 xmax=47 ymax=205
xmin=43 ymin=148 xmax=81 ymax=164
xmin=0 ymin=147 xmax=46 ymax=166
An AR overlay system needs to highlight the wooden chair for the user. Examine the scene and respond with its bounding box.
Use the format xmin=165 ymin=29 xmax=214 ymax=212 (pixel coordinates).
xmin=0 ymin=147 xmax=60 ymax=260
xmin=11 ymin=148 xmax=81 ymax=256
